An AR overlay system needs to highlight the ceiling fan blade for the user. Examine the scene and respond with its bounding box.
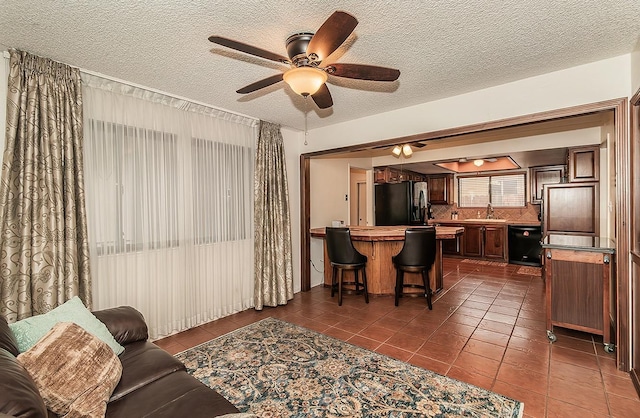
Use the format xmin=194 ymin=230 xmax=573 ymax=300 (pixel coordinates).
xmin=306 ymin=11 xmax=358 ymax=62
xmin=311 ymin=84 xmax=333 ymax=109
xmin=236 ymin=73 xmax=284 ymax=94
xmin=411 ymin=142 xmax=427 ymax=148
xmin=327 ymin=63 xmax=400 ymax=81
xmin=209 ymin=36 xmax=289 ymax=63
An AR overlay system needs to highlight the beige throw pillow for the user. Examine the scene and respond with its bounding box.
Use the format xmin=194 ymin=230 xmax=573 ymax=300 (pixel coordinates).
xmin=17 ymin=322 xmax=122 ymax=418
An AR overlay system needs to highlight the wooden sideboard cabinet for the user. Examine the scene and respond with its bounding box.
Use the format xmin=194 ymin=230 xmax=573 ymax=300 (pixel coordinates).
xmin=543 ymin=237 xmax=615 ymax=353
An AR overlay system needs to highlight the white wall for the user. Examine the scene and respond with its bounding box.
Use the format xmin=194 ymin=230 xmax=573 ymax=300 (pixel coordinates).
xmin=631 ymin=49 xmax=640 ymax=93
xmin=304 ymin=55 xmax=632 ymax=152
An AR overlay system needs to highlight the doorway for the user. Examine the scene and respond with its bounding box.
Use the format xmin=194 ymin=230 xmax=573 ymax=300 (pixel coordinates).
xmin=349 ymin=167 xmax=368 ymax=226
xmin=300 ymin=98 xmax=630 ymax=370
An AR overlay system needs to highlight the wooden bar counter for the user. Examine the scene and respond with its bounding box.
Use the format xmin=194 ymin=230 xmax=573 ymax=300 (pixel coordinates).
xmin=310 ymin=226 xmax=464 ymax=295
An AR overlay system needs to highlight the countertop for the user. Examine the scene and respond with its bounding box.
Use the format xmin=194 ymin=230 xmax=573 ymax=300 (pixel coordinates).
xmin=429 ymin=219 xmax=542 ymax=227
xmin=309 ymin=225 xmax=464 ymax=241
xmin=541 ymin=234 xmax=615 ymax=253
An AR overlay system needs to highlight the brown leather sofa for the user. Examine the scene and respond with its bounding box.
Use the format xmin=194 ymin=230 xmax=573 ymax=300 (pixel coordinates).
xmin=0 ymin=306 xmax=239 ymax=417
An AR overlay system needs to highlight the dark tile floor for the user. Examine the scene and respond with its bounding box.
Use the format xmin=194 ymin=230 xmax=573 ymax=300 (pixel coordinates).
xmin=154 ymin=258 xmax=640 ymax=417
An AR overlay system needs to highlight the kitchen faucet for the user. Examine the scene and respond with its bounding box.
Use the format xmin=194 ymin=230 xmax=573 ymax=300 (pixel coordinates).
xmin=486 ymin=203 xmax=494 ymax=219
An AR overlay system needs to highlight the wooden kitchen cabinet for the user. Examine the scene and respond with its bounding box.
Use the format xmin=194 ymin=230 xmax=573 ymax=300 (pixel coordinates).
xmin=427 ymin=175 xmax=453 ymax=205
xmin=568 ymin=145 xmax=599 ymax=182
xmin=543 ymin=182 xmax=599 ymax=236
xmin=530 ymin=164 xmax=566 ymax=204
xmin=543 ymin=241 xmax=615 ymax=352
xmin=463 ymin=225 xmax=483 ymax=257
xmin=374 ymin=166 xmax=426 ymax=184
xmin=484 ymin=225 xmax=507 ymax=259
xmin=462 ymin=224 xmax=506 ymax=261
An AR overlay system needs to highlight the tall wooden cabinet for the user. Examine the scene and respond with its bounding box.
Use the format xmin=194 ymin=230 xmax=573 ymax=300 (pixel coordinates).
xmin=543 ymin=182 xmax=599 ymax=236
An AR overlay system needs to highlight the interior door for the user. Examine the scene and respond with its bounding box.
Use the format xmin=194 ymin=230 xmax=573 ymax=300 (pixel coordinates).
xmin=630 ymin=91 xmax=640 ymax=394
xmin=357 ymin=182 xmax=367 ymax=226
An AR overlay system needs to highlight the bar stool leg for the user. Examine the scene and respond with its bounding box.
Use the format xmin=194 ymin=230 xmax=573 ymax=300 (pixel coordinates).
xmin=395 ymin=268 xmax=403 ymax=306
xmin=338 ymin=268 xmax=343 ymax=306
xmin=421 ymin=269 xmax=433 ymax=310
xmin=362 ymin=267 xmax=369 ymax=303
xmin=331 ymin=265 xmax=336 ymax=298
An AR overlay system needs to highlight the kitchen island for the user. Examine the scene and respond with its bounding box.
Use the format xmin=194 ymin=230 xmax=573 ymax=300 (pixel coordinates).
xmin=310 ymin=225 xmax=464 ymax=295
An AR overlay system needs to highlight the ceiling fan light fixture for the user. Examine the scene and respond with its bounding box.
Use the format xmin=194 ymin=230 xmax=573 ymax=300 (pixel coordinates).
xmin=283 ymin=67 xmax=328 ymax=96
xmin=392 ymin=145 xmax=402 ymax=157
xmin=402 ymin=144 xmax=413 ymax=157
xmin=473 ymin=159 xmax=485 ymax=167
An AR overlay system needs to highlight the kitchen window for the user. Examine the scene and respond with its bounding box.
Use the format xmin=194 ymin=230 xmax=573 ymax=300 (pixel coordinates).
xmin=458 ymin=173 xmax=525 ymax=207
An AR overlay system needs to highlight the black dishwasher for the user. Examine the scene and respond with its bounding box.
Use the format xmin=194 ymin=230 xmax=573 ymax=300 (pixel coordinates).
xmin=508 ymin=225 xmax=542 ymax=266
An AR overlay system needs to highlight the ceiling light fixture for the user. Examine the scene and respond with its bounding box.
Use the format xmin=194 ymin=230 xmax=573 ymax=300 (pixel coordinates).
xmin=473 ymin=159 xmax=484 ymax=167
xmin=392 ymin=144 xmax=413 ymax=158
xmin=283 ymin=67 xmax=328 ymax=96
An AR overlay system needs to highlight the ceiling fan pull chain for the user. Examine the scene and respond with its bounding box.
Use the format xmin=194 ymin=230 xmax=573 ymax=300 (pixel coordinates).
xmin=304 ymin=96 xmax=308 ymax=145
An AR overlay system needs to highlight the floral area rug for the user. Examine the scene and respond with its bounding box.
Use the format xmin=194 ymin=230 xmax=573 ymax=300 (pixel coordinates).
xmin=175 ymin=318 xmax=523 ymax=417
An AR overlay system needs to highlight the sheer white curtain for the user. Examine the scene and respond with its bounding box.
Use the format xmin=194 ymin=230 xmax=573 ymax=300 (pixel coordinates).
xmin=82 ymin=74 xmax=257 ymax=339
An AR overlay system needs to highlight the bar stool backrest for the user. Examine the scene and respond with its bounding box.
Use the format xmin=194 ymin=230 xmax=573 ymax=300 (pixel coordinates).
xmin=325 ymin=227 xmax=366 ymax=265
xmin=394 ymin=227 xmax=436 ymax=268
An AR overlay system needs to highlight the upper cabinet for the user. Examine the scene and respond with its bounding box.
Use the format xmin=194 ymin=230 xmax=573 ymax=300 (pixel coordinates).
xmin=428 ymin=174 xmax=453 ymax=205
xmin=568 ymin=145 xmax=599 ymax=183
xmin=374 ymin=167 xmax=425 ymax=184
xmin=530 ymin=165 xmax=566 ymax=204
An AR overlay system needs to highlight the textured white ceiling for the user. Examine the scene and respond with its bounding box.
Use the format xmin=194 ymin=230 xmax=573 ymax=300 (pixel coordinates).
xmin=1 ymin=1 xmax=639 ymax=130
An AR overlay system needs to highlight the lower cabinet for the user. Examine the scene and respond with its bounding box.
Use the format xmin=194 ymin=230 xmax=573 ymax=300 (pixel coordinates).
xmin=462 ymin=224 xmax=507 ymax=261
xmin=484 ymin=226 xmax=507 ymax=259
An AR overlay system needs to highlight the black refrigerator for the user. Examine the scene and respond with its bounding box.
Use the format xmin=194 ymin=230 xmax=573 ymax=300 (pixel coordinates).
xmin=375 ymin=181 xmax=429 ymax=226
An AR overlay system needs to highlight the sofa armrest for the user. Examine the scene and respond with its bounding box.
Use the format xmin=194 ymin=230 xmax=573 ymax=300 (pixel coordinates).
xmin=0 ymin=316 xmax=19 ymax=357
xmin=92 ymin=306 xmax=148 ymax=345
xmin=0 ymin=348 xmax=48 ymax=418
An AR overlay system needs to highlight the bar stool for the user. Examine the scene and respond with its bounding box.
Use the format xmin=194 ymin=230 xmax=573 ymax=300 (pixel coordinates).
xmin=325 ymin=227 xmax=369 ymax=306
xmin=392 ymin=227 xmax=436 ymax=309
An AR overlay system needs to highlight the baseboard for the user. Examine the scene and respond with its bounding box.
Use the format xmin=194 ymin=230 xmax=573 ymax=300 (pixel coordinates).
xmin=630 ymin=368 xmax=640 ymax=398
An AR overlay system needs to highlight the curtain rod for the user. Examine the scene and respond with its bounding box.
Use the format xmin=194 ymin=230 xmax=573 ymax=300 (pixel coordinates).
xmin=1 ymin=47 xmax=258 ymax=123
xmin=80 ymin=67 xmax=259 ymax=123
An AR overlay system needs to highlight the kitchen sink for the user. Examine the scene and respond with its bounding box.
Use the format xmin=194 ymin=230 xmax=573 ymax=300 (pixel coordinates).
xmin=462 ymin=218 xmax=507 ymax=223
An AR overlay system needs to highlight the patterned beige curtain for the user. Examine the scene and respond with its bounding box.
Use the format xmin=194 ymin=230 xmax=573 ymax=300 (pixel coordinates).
xmin=254 ymin=121 xmax=294 ymax=309
xmin=0 ymin=50 xmax=91 ymax=322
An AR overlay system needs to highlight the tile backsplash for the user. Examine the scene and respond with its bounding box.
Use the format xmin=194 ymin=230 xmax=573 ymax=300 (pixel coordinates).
xmin=432 ymin=203 xmax=541 ymax=222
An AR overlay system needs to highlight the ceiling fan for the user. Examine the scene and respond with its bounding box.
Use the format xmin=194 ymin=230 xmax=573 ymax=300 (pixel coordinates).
xmin=208 ymin=11 xmax=401 ymax=109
